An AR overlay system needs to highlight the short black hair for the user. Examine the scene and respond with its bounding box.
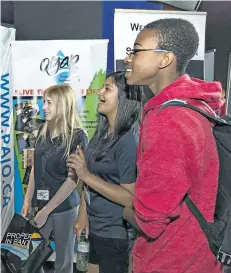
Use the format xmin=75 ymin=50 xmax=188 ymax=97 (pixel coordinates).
xmin=145 ymin=18 xmax=199 ymax=74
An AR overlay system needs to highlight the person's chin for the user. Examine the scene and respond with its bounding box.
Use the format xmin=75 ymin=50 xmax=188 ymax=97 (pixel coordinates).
xmin=125 ymin=72 xmax=136 ymax=85
xmin=97 ymin=107 xmax=109 ymax=117
xmin=96 ymin=105 xmax=104 ymax=115
xmin=125 ymin=76 xmax=135 ymax=85
xmin=126 ymin=75 xmax=146 ymax=86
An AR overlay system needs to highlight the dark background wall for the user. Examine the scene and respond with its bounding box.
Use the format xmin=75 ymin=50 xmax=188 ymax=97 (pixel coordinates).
xmin=1 ymin=1 xmax=231 ymax=89
xmin=13 ymin=1 xmax=102 ymax=40
xmin=198 ymin=1 xmax=231 ymax=89
xmin=1 ymin=1 xmax=14 ymax=25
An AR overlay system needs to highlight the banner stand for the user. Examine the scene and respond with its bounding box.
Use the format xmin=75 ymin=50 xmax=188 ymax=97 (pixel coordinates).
xmin=1 ymin=25 xmax=16 ymax=239
xmin=1 ymin=39 xmax=108 ymax=262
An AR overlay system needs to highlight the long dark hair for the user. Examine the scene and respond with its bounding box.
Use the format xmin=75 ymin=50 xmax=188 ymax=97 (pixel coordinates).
xmin=91 ymin=71 xmax=144 ymax=161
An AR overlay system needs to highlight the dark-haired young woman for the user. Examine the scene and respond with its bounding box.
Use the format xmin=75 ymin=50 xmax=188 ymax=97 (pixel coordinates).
xmin=68 ymin=71 xmax=143 ymax=273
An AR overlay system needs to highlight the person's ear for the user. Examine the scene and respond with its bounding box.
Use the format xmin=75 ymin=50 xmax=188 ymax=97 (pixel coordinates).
xmin=159 ymin=52 xmax=174 ymax=69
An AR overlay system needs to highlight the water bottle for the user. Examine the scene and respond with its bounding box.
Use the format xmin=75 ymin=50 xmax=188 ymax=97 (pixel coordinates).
xmin=76 ymin=230 xmax=89 ymax=272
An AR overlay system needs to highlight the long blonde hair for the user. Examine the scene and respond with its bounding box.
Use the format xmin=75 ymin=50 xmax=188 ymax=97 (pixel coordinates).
xmin=39 ymin=84 xmax=82 ymax=158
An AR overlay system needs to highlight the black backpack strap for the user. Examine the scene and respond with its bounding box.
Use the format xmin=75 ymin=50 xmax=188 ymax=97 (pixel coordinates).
xmin=159 ymin=99 xmax=223 ymax=239
xmin=184 ymin=195 xmax=210 ymax=237
xmin=160 ymin=99 xmax=227 ymax=125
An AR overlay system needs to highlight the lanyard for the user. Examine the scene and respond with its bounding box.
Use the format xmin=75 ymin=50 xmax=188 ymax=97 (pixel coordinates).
xmin=41 ymin=152 xmax=46 ymax=188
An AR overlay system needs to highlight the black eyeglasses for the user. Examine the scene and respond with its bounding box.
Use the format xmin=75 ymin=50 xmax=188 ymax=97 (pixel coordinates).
xmin=126 ymin=47 xmax=169 ymax=57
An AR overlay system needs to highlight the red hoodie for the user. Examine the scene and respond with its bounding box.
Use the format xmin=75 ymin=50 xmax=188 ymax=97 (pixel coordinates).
xmin=133 ymin=74 xmax=224 ymax=273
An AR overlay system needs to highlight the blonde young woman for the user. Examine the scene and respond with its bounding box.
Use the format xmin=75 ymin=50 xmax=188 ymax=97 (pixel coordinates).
xmin=21 ymin=84 xmax=88 ymax=273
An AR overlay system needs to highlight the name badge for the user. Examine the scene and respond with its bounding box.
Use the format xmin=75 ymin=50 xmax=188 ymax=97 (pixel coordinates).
xmin=84 ymin=186 xmax=90 ymax=206
xmin=37 ymin=189 xmax=50 ymax=201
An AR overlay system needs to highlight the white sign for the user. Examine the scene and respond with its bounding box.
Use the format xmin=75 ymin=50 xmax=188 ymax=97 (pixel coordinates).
xmin=114 ymin=9 xmax=207 ymax=68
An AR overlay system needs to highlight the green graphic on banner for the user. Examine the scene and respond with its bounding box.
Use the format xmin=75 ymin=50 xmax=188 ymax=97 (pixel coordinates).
xmin=80 ymin=69 xmax=106 ymax=139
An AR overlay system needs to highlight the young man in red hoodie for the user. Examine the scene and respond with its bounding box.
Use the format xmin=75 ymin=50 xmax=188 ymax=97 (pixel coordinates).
xmin=124 ymin=18 xmax=224 ymax=273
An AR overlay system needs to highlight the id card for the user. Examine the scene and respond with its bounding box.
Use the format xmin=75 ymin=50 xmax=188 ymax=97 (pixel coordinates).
xmin=37 ymin=188 xmax=50 ymax=201
xmin=84 ymin=186 xmax=90 ymax=205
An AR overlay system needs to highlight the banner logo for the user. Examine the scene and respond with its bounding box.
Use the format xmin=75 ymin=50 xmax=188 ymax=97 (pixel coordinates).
xmin=40 ymin=50 xmax=80 ymax=82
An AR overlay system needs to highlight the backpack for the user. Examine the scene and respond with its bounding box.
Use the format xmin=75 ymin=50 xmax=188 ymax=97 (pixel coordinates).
xmin=160 ymin=99 xmax=231 ymax=267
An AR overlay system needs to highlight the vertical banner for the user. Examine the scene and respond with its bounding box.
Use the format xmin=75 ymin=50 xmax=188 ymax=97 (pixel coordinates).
xmin=11 ymin=40 xmax=108 ymax=215
xmin=114 ymin=9 xmax=206 ymax=79
xmin=1 ymin=26 xmax=16 ymax=238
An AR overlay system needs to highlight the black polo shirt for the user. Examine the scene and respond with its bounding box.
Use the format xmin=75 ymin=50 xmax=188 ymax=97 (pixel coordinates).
xmin=85 ymin=130 xmax=138 ymax=239
xmin=33 ymin=128 xmax=88 ymax=213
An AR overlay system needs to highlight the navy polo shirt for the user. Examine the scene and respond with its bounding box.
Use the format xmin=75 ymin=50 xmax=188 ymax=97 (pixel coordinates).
xmin=85 ymin=130 xmax=138 ymax=239
xmin=33 ymin=128 xmax=88 ymax=213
